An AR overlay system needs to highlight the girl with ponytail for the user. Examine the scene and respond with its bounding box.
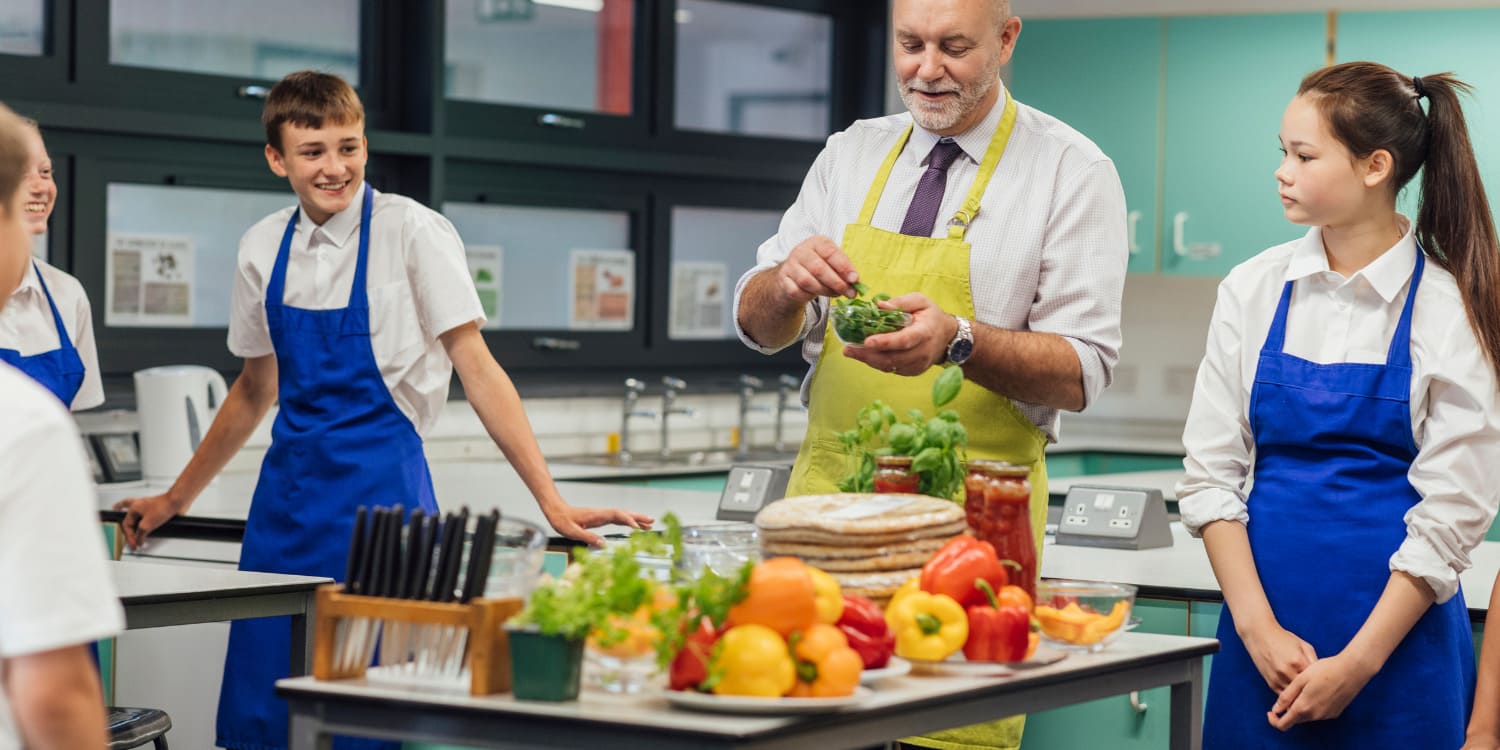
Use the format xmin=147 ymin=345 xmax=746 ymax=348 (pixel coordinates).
xmin=1176 ymin=61 xmax=1500 ymax=748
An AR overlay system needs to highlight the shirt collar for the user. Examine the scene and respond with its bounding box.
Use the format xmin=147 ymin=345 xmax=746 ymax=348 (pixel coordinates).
xmin=296 ymin=181 xmax=369 ymax=250
xmin=1284 ymin=215 xmax=1418 ymax=302
xmin=9 ymin=258 xmax=40 ymax=297
xmin=906 ymin=78 xmax=1008 ymax=168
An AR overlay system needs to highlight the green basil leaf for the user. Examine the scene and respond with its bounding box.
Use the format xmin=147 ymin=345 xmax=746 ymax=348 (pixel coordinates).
xmin=932 ymin=365 xmax=963 ymax=407
xmin=911 ymin=446 xmax=943 ymax=473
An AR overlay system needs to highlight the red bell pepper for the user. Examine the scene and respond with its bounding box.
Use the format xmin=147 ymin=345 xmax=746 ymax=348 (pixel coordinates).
xmin=963 ymin=580 xmax=1030 ymax=662
xmin=669 ymin=616 xmax=721 ymax=691
xmin=835 ymin=594 xmax=895 ymax=669
xmin=920 ymin=536 xmax=1009 ymax=608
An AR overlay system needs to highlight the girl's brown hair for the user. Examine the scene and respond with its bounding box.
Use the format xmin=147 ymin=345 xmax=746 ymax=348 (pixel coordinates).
xmin=262 ymin=71 xmax=365 ymax=153
xmin=1299 ymin=61 xmax=1500 ymax=378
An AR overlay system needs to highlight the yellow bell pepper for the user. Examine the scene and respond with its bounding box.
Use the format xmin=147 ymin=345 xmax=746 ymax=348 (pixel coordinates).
xmin=807 ymin=566 xmax=845 ymax=624
xmin=885 ymin=590 xmax=969 ymax=661
xmin=888 ymin=576 xmax=921 ymax=611
xmin=710 ymin=624 xmax=797 ymax=697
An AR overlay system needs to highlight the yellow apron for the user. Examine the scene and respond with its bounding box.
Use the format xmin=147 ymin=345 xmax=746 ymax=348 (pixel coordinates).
xmin=786 ymin=94 xmax=1047 ymax=750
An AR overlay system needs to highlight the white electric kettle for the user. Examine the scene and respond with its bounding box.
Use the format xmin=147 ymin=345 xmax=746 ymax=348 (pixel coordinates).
xmin=134 ymin=365 xmax=228 ymax=483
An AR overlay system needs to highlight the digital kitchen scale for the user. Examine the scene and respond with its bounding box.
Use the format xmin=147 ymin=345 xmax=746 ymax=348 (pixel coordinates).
xmin=716 ymin=463 xmax=793 ymax=522
xmin=1054 ymin=484 xmax=1174 ymax=550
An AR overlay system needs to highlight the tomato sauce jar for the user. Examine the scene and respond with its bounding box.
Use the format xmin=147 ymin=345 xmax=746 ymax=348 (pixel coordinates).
xmin=872 ymin=455 xmax=921 ymax=494
xmin=964 ymin=460 xmax=1036 ymax=600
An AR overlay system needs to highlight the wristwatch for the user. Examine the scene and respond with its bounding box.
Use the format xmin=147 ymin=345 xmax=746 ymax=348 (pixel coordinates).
xmin=945 ymin=316 xmax=974 ymax=365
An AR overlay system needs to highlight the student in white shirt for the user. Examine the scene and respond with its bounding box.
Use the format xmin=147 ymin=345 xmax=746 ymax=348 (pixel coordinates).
xmin=0 ymin=119 xmax=103 ymax=410
xmin=1178 ymin=62 xmax=1500 ymax=749
xmin=111 ymin=71 xmax=652 ymax=750
xmin=0 ymin=101 xmax=124 ymax=750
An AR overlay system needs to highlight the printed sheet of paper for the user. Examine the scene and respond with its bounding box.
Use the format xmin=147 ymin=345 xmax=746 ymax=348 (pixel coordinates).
xmin=466 ymin=244 xmax=504 ymax=329
xmin=105 ymin=233 xmax=194 ymax=327
xmin=569 ymin=249 xmax=634 ymax=330
xmin=668 ymin=261 xmax=728 ymax=339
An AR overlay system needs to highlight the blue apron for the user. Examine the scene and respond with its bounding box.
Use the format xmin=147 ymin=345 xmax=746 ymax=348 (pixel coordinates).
xmin=216 ymin=184 xmax=438 ymax=750
xmin=0 ymin=261 xmax=85 ymax=407
xmin=1203 ymin=250 xmax=1473 ymax=748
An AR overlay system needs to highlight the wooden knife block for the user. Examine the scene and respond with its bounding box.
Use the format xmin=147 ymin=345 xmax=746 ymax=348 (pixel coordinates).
xmin=310 ymin=584 xmax=524 ymax=696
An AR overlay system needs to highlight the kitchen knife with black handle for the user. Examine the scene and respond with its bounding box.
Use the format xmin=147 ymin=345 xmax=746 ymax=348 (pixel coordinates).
xmin=437 ymin=507 xmax=470 ymax=603
xmin=344 ymin=506 xmax=368 ymax=594
xmin=398 ymin=508 xmax=424 ymax=599
xmin=428 ymin=512 xmax=460 ymax=602
xmin=460 ymin=509 xmax=499 ymax=603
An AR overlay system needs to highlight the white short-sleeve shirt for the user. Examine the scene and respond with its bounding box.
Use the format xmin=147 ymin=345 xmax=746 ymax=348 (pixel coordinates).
xmin=1177 ymin=219 xmax=1500 ymax=603
xmin=227 ymin=184 xmax=486 ymax=436
xmin=731 ymin=82 xmax=1129 ymax=441
xmin=0 ymin=260 xmax=104 ymax=410
xmin=0 ymin=363 xmax=125 ymax=748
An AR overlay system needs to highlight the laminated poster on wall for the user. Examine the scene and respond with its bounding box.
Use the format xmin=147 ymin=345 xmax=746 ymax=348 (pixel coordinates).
xmin=668 ymin=261 xmax=728 ymax=340
xmin=569 ymin=248 xmax=634 ymax=330
xmin=105 ymin=233 xmax=195 ymax=327
xmin=466 ymin=244 xmax=504 ymax=329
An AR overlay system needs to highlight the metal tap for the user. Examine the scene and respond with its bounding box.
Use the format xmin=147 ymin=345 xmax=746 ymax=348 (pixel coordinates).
xmin=775 ymin=373 xmax=804 ymax=453
xmin=659 ymin=376 xmax=696 ymax=458
xmin=618 ymin=378 xmax=656 ymax=464
xmin=735 ymin=375 xmax=772 ymax=461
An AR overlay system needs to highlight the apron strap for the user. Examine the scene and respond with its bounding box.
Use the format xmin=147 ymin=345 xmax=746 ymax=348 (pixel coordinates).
xmin=349 ymin=182 xmax=374 ymax=310
xmin=1386 ymin=249 xmax=1425 ymax=368
xmin=265 ymin=182 xmax=374 ymax=311
xmin=856 ymin=128 xmax=912 ymax=227
xmin=30 ymin=262 xmax=76 ymax=353
xmin=267 ymin=207 xmax=299 ymax=311
xmin=947 ymin=93 xmax=1019 ymax=241
xmin=1264 ymin=280 xmax=1294 ymax=354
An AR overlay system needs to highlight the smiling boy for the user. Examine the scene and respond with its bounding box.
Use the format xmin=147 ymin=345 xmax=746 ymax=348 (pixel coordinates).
xmin=113 ymin=71 xmax=652 ymax=750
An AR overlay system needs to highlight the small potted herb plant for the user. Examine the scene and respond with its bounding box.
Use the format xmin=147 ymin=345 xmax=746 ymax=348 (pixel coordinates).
xmin=505 ymin=522 xmax=671 ymax=701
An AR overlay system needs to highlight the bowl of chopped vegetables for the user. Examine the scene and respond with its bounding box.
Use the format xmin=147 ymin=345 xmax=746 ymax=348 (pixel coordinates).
xmin=831 ymin=289 xmax=912 ymax=346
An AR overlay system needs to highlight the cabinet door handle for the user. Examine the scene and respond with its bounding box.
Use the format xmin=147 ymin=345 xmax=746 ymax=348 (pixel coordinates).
xmin=1127 ymin=210 xmax=1141 ymax=255
xmin=1172 ymin=211 xmax=1222 ymax=260
xmin=1130 ymin=690 xmax=1148 ymax=714
xmin=237 ymin=85 xmax=270 ymax=99
xmin=537 ymin=113 xmax=586 ymax=130
xmin=532 ymin=337 xmax=581 ymax=351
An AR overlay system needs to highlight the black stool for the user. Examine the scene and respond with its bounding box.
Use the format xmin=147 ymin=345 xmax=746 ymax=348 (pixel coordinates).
xmin=106 ymin=706 xmax=171 ymax=750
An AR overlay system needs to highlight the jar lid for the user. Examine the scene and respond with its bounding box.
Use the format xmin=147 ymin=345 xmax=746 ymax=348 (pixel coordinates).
xmin=874 ymin=454 xmax=915 ymax=468
xmin=967 ymin=459 xmax=1030 ymax=477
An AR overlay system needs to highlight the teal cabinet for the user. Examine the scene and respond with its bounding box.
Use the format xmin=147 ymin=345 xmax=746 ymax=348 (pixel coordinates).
xmin=1160 ymin=14 xmax=1327 ymax=277
xmin=1046 ymin=451 xmax=1184 ymax=479
xmin=1188 ymin=600 xmax=1222 ymax=714
xmin=1012 ymin=18 xmax=1164 ymax=274
xmin=1022 ymin=598 xmax=1189 ymax=749
xmin=1336 ymin=10 xmax=1500 ymax=239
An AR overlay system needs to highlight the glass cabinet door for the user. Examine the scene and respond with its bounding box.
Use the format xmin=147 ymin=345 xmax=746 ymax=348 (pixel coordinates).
xmin=442 ymin=202 xmax=635 ymax=331
xmin=0 ymin=1 xmax=45 ymax=56
xmin=673 ymin=0 xmax=832 ymax=140
xmin=667 ymin=205 xmax=781 ymax=340
xmin=445 ymin=0 xmax=635 ymax=116
xmin=107 ymin=0 xmax=360 ymax=83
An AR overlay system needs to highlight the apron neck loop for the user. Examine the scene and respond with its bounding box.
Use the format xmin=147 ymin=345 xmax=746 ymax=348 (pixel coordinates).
xmin=857 ymin=92 xmax=1019 ymax=239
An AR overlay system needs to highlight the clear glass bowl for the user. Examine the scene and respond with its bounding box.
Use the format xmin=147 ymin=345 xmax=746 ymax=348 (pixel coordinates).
xmin=482 ymin=516 xmax=548 ymax=599
xmin=1034 ymin=579 xmax=1136 ymax=653
xmin=676 ymin=522 xmax=761 ymax=581
xmin=831 ymin=304 xmax=912 ymax=347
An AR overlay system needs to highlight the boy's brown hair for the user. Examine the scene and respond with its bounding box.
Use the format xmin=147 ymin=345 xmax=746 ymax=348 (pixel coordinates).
xmin=262 ymin=71 xmax=365 ymax=152
xmin=0 ymin=103 xmax=30 ymax=213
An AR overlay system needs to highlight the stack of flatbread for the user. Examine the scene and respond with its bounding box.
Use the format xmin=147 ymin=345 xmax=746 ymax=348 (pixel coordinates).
xmin=754 ymin=493 xmax=967 ymax=602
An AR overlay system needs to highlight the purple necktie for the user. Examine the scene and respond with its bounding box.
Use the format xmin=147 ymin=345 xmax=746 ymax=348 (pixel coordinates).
xmin=899 ymin=139 xmax=964 ymax=237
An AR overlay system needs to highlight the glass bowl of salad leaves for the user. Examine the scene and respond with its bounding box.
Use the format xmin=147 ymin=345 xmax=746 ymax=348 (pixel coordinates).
xmin=831 ymin=285 xmax=912 ymax=346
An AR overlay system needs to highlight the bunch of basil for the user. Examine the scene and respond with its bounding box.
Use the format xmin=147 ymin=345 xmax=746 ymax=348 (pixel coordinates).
xmin=835 ymin=365 xmax=968 ymax=501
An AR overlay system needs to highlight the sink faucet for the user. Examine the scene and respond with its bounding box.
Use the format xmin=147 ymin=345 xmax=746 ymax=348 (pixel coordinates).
xmin=735 ymin=375 xmax=772 ymax=461
xmin=660 ymin=376 xmax=695 ymax=458
xmin=775 ymin=373 xmax=804 ymax=453
xmin=619 ymin=378 xmax=656 ymax=464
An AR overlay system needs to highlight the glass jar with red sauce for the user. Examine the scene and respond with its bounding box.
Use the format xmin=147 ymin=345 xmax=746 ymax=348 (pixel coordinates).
xmin=964 ymin=460 xmax=1036 ymax=600
xmin=872 ymin=455 xmax=921 ymax=494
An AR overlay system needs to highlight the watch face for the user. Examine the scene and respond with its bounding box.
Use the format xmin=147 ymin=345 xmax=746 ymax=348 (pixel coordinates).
xmin=949 ymin=338 xmax=974 ymax=364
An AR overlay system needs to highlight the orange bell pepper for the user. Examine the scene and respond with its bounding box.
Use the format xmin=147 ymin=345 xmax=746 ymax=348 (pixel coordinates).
xmin=920 ymin=536 xmax=1009 ymax=608
xmin=725 ymin=557 xmax=818 ymax=636
xmin=786 ymin=623 xmax=864 ymax=697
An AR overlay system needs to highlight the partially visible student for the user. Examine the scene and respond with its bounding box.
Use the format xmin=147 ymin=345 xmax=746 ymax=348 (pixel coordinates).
xmin=113 ymin=71 xmax=653 ymax=750
xmin=1179 ymin=62 xmax=1500 ymax=748
xmin=0 ymin=101 xmax=123 ymax=750
xmin=0 ymin=118 xmax=103 ymax=409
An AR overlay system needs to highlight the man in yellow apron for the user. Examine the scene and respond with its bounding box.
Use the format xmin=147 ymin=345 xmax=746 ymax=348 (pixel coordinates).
xmin=733 ymin=1 xmax=1128 ymax=748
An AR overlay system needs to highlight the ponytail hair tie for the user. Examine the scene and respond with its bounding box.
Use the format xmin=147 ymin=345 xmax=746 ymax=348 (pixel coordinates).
xmin=1413 ymin=76 xmax=1427 ymax=99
